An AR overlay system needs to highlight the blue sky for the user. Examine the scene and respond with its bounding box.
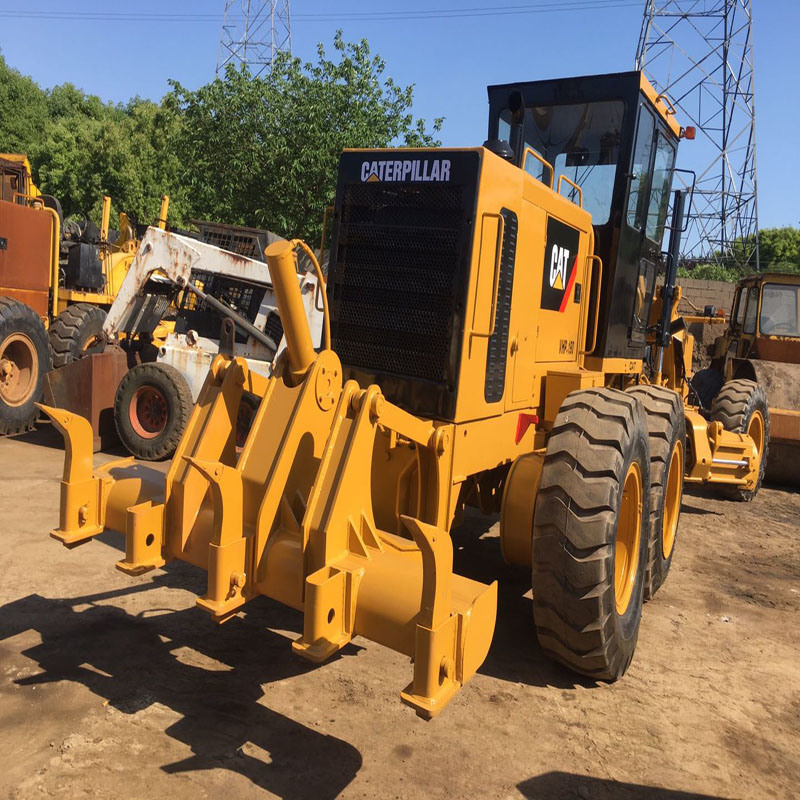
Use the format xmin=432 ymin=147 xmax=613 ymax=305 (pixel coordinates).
xmin=1 ymin=1 xmax=797 ymax=228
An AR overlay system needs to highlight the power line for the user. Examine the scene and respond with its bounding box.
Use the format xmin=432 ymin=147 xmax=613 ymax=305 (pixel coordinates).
xmin=0 ymin=1 xmax=643 ymax=24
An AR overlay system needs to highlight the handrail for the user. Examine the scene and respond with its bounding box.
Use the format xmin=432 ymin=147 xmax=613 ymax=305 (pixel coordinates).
xmin=522 ymin=147 xmax=554 ymax=189
xmin=580 ymin=254 xmax=603 ymax=356
xmin=557 ymin=175 xmax=583 ymax=208
xmin=11 ymin=191 xmax=35 ymax=206
xmin=470 ymin=212 xmax=505 ymax=339
xmin=291 ymin=238 xmax=331 ymax=351
xmin=656 ymin=93 xmax=677 ymax=116
xmin=37 ymin=206 xmax=61 ymax=320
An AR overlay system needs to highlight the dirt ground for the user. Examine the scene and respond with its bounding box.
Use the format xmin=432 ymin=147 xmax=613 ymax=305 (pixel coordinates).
xmin=1 ymin=425 xmax=798 ymax=800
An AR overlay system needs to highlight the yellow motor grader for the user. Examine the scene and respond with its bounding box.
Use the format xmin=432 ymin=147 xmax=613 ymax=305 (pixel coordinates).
xmin=40 ymin=71 xmax=766 ymax=718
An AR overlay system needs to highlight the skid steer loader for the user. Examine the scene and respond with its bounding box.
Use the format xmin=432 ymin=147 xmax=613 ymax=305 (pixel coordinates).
xmin=102 ymin=226 xmax=324 ymax=460
xmin=40 ymin=71 xmax=766 ymax=718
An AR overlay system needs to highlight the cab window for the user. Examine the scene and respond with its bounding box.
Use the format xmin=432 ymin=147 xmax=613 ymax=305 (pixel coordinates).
xmin=626 ymin=106 xmax=655 ymax=232
xmin=760 ymin=283 xmax=800 ymax=337
xmin=1 ymin=171 xmax=20 ymax=203
xmin=742 ymin=287 xmax=759 ymax=334
xmin=732 ymin=289 xmax=746 ymax=329
xmin=645 ymin=132 xmax=677 ymax=244
xmin=500 ymin=100 xmax=625 ymax=225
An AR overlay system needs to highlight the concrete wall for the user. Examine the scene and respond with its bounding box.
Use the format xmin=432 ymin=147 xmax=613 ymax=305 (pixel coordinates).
xmin=676 ymin=278 xmax=735 ymax=316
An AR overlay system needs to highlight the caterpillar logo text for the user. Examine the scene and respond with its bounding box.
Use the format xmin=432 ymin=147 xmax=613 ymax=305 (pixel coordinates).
xmin=540 ymin=217 xmax=581 ymax=312
xmin=360 ymin=158 xmax=451 ymax=183
xmin=550 ymin=245 xmax=571 ymax=291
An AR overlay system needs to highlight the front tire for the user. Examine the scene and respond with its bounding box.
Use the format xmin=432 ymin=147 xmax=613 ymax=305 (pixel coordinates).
xmin=532 ymin=388 xmax=650 ymax=680
xmin=626 ymin=385 xmax=686 ymax=600
xmin=710 ymin=379 xmax=769 ymax=501
xmin=0 ymin=298 xmax=52 ymax=435
xmin=49 ymin=303 xmax=107 ymax=368
xmin=114 ymin=362 xmax=193 ymax=461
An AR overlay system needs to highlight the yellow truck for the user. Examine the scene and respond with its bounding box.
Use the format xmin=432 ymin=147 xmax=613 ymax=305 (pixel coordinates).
xmin=0 ymin=153 xmax=167 ymax=433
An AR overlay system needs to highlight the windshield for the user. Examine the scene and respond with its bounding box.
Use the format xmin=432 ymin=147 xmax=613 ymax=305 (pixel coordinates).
xmin=499 ymin=100 xmax=624 ymax=225
xmin=760 ymin=283 xmax=800 ymax=337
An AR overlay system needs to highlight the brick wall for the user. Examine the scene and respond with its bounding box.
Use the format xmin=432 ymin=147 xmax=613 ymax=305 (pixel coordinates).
xmin=676 ymin=278 xmax=735 ymax=316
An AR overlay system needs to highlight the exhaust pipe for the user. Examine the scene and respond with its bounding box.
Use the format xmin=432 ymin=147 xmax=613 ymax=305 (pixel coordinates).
xmin=264 ymin=240 xmax=316 ymax=378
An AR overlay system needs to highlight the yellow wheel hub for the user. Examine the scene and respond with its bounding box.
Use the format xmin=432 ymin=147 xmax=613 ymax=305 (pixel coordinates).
xmin=662 ymin=440 xmax=684 ymax=560
xmin=748 ymin=410 xmax=764 ymax=467
xmin=0 ymin=333 xmax=38 ymax=407
xmin=615 ymin=461 xmax=643 ymax=616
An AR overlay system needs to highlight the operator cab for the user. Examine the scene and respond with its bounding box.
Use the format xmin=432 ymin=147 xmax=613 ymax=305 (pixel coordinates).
xmin=0 ymin=156 xmax=32 ymax=205
xmin=486 ymin=71 xmax=683 ymax=361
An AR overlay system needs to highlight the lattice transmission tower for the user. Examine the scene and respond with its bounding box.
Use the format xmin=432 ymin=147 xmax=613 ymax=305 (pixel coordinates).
xmin=636 ymin=0 xmax=759 ymax=270
xmin=217 ymin=0 xmax=292 ymax=78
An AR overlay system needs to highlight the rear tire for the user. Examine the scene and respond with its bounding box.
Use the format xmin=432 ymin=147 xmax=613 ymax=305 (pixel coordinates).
xmin=49 ymin=303 xmax=107 ymax=368
xmin=626 ymin=385 xmax=686 ymax=600
xmin=691 ymin=367 xmax=724 ymax=410
xmin=114 ymin=362 xmax=193 ymax=461
xmin=0 ymin=298 xmax=51 ymax=435
xmin=710 ymin=379 xmax=769 ymax=501
xmin=532 ymin=388 xmax=650 ymax=680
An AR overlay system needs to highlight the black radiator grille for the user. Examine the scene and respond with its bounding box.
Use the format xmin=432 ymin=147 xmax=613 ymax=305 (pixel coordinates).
xmin=329 ymin=183 xmax=467 ymax=383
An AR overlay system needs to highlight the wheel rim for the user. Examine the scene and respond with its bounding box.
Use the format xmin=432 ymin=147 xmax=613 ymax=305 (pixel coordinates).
xmin=748 ymin=410 xmax=765 ymax=466
xmin=615 ymin=461 xmax=643 ymax=616
xmin=662 ymin=440 xmax=684 ymax=560
xmin=129 ymin=385 xmax=168 ymax=439
xmin=0 ymin=333 xmax=38 ymax=407
xmin=81 ymin=333 xmax=104 ymax=356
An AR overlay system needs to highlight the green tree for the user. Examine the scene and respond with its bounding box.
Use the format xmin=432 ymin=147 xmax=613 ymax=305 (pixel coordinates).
xmin=169 ymin=31 xmax=443 ymax=243
xmin=679 ymin=227 xmax=800 ymax=282
xmin=758 ymin=227 xmax=800 ymax=272
xmin=0 ymin=54 xmax=49 ymax=157
xmin=676 ymin=263 xmax=740 ymax=282
xmin=35 ymin=89 xmax=188 ymax=225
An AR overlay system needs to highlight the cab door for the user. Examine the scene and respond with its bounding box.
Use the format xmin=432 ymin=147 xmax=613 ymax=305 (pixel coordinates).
xmin=533 ymin=213 xmax=589 ymax=365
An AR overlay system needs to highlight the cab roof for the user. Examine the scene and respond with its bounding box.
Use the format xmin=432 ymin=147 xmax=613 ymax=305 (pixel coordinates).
xmin=487 ymin=70 xmax=681 ymax=139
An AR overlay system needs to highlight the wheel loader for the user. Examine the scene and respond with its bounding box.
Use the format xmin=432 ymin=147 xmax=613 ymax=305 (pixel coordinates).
xmin=691 ymin=273 xmax=799 ymax=485
xmin=0 ymin=153 xmax=169 ymax=434
xmin=40 ymin=70 xmax=766 ymax=718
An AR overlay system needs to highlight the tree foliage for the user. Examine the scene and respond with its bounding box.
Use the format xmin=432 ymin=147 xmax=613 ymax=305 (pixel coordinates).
xmin=1 ymin=34 xmax=440 ymax=242
xmin=677 ymin=227 xmax=800 ymax=282
xmin=168 ymin=32 xmax=442 ymax=241
xmin=0 ymin=56 xmax=49 ymax=155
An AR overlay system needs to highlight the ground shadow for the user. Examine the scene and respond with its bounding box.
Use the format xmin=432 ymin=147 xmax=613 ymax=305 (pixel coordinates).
xmin=452 ymin=509 xmax=597 ymax=691
xmin=679 ymin=502 xmax=721 ymax=516
xmin=0 ymin=572 xmax=362 ymax=799
xmin=9 ymin=422 xmax=66 ymax=451
xmin=518 ymin=771 xmax=731 ymax=799
xmin=11 ymin=420 xmax=130 ymax=458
